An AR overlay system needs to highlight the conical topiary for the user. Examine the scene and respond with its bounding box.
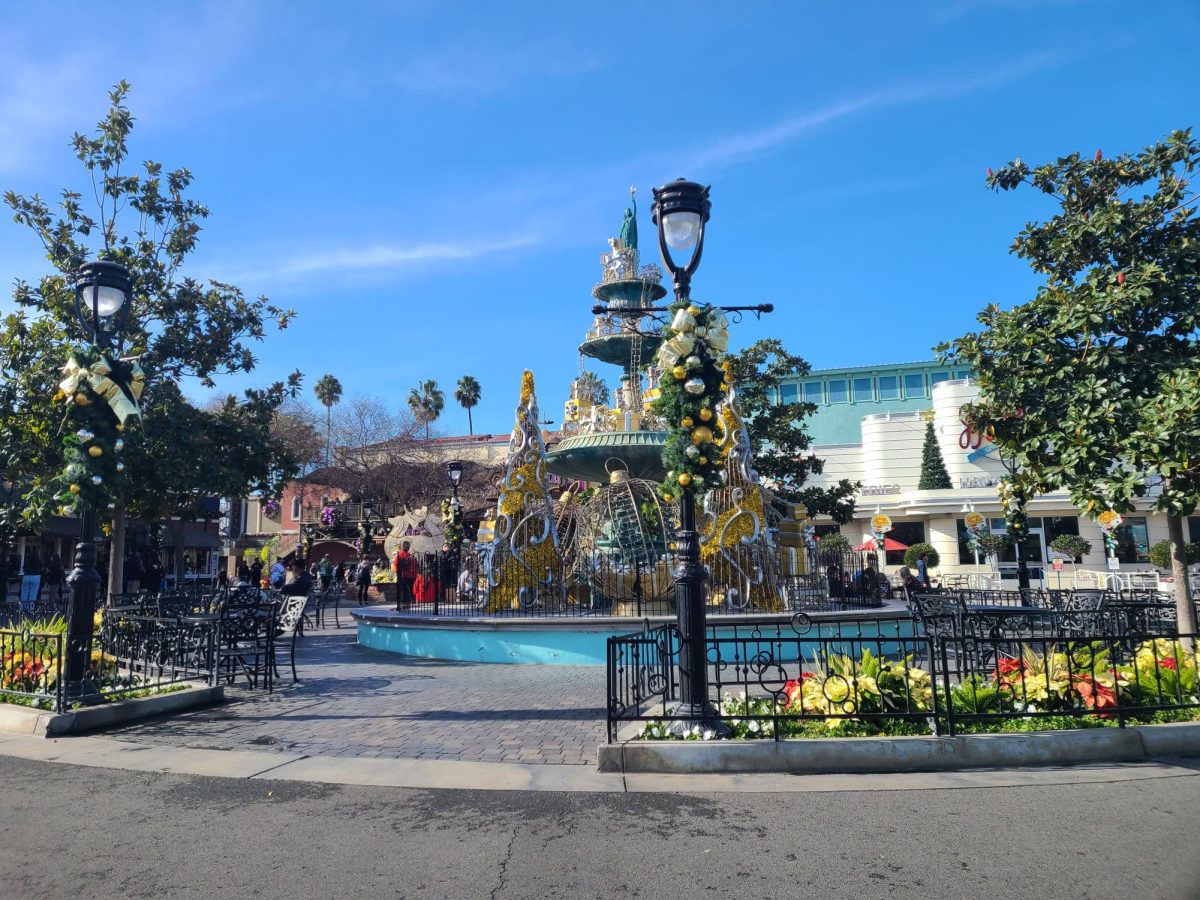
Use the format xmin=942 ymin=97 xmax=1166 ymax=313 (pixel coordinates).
xmin=917 ymin=420 xmax=953 ymax=490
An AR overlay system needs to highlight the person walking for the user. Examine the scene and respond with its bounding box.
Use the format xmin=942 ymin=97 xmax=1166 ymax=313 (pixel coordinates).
xmin=269 ymin=557 xmax=286 ymax=590
xmin=318 ymin=555 xmax=333 ymax=590
xmin=916 ymin=552 xmax=931 ymax=589
xmin=393 ymin=541 xmax=417 ymax=610
xmin=355 ymin=557 xmax=373 ymax=604
xmin=20 ymin=550 xmax=42 ymax=612
xmin=43 ymin=555 xmax=64 ymax=605
xmin=249 ymin=557 xmax=264 ymax=589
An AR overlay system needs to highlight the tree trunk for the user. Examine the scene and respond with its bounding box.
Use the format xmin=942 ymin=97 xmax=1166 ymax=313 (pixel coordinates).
xmin=326 ymin=405 xmax=332 ymax=467
xmin=467 ymin=407 xmax=474 ymax=436
xmin=106 ymin=494 xmax=127 ymax=604
xmin=1167 ymin=513 xmax=1197 ymax=641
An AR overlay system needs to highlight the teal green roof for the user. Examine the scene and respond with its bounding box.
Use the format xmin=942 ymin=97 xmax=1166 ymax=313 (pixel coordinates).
xmin=778 ymin=360 xmax=974 ymax=445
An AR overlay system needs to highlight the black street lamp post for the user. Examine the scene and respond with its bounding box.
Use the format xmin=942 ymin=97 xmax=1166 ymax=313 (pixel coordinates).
xmin=66 ymin=259 xmax=132 ymax=695
xmin=446 ymin=460 xmax=463 ymax=505
xmin=650 ymin=179 xmax=718 ymax=726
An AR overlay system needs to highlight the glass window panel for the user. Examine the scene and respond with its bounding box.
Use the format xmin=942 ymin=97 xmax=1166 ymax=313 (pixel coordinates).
xmin=930 ymin=371 xmax=951 ymax=385
xmin=780 ymin=383 xmax=799 ymax=404
xmin=827 ymin=379 xmax=848 ymax=404
xmin=1188 ymin=516 xmax=1200 ymax=544
xmin=956 ymin=519 xmax=977 ymax=565
xmin=803 ymin=382 xmax=824 ymax=404
xmin=886 ymin=521 xmax=926 ymax=566
xmin=1114 ymin=516 xmax=1150 ymax=564
xmin=955 ymin=369 xmax=972 ymax=379
xmin=878 ymin=375 xmax=899 ymax=400
xmin=903 ymin=373 xmax=926 ymax=397
xmin=852 ymin=377 xmax=874 ymax=402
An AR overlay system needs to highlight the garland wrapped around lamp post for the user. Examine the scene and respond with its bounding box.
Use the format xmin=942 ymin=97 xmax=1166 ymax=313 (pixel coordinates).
xmin=58 ymin=259 xmax=144 ymax=698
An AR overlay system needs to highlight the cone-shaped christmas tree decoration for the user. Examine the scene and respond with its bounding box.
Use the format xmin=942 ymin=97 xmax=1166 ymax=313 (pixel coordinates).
xmin=917 ymin=418 xmax=953 ymax=490
xmin=699 ymin=362 xmax=782 ymax=611
xmin=486 ymin=370 xmax=562 ymax=612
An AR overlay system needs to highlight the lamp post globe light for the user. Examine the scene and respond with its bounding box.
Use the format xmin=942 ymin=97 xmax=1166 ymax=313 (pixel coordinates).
xmin=66 ymin=258 xmax=133 ymax=694
xmin=651 ymin=178 xmax=723 ymax=731
xmin=446 ymin=460 xmax=464 ymax=501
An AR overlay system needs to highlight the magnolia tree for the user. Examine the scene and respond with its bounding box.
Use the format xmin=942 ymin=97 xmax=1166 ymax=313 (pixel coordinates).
xmin=3 ymin=83 xmax=302 ymax=592
xmin=939 ymin=130 xmax=1200 ymax=633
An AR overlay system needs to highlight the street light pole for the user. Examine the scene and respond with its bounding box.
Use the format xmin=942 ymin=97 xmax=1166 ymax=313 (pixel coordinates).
xmin=65 ymin=259 xmax=132 ymax=698
xmin=650 ymin=179 xmax=719 ymax=727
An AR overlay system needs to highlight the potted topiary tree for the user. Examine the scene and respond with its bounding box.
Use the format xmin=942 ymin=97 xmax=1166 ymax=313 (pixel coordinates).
xmin=1049 ymin=533 xmax=1092 ymax=575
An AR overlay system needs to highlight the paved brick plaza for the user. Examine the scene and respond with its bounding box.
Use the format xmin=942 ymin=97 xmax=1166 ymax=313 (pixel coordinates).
xmin=102 ymin=625 xmax=608 ymax=766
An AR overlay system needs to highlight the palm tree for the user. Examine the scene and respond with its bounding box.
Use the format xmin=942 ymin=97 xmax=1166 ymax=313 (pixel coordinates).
xmin=313 ymin=374 xmax=343 ymax=467
xmin=407 ymin=379 xmax=445 ymax=440
xmin=455 ymin=375 xmax=482 ymax=435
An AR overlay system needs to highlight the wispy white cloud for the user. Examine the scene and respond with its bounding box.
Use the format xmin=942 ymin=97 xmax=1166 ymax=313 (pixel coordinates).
xmin=673 ymin=50 xmax=1067 ymax=174
xmin=220 ymin=232 xmax=541 ymax=285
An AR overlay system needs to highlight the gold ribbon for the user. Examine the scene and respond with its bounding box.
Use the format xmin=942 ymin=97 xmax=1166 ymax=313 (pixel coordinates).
xmin=59 ymin=355 xmax=144 ymax=424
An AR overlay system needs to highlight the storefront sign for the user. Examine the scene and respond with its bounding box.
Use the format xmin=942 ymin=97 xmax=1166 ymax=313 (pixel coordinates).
xmin=860 ymin=484 xmax=900 ymax=496
xmin=959 ymin=476 xmax=1002 ymax=489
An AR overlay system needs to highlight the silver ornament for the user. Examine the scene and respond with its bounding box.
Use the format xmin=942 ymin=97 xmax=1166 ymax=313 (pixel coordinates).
xmin=685 ymin=355 xmax=701 ymax=370
xmin=91 ymin=475 xmax=103 ymax=486
xmin=114 ymin=439 xmax=125 ymax=452
xmin=684 ymin=377 xmax=705 ymax=396
xmin=684 ymin=445 xmax=700 ymax=460
xmin=116 ymin=462 xmax=126 ymax=473
xmin=76 ymin=429 xmax=94 ymax=442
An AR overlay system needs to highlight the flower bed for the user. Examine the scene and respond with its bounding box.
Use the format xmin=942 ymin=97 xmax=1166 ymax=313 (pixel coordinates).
xmin=635 ymin=639 xmax=1200 ymax=741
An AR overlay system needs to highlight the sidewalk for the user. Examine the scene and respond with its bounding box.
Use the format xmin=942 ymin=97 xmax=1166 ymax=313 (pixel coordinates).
xmin=100 ymin=624 xmax=608 ymax=766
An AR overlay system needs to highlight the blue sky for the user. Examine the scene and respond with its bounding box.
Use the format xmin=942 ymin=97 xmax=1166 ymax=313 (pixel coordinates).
xmin=2 ymin=0 xmax=1197 ymax=436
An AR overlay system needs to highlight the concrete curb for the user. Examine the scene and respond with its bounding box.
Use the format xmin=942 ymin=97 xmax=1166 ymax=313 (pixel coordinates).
xmin=598 ymin=723 xmax=1200 ymax=775
xmin=0 ymin=683 xmax=223 ymax=737
xmin=1 ymin=732 xmax=1199 ymax=794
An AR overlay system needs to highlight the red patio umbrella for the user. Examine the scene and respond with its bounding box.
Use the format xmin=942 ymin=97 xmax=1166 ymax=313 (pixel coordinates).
xmin=853 ymin=536 xmax=909 ymax=552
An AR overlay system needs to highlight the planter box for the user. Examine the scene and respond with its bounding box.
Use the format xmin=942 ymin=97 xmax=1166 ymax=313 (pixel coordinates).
xmin=0 ymin=682 xmax=223 ymax=737
xmin=598 ymin=722 xmax=1200 ymax=775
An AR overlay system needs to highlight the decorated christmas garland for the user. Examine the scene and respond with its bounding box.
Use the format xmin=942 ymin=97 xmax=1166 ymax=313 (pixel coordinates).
xmin=48 ymin=346 xmax=144 ymax=517
xmin=441 ymin=497 xmax=463 ymax=549
xmin=651 ymin=301 xmax=730 ymax=499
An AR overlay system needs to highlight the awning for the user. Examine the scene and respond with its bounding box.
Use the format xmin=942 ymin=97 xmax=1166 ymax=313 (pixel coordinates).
xmin=164 ymin=523 xmax=221 ymax=549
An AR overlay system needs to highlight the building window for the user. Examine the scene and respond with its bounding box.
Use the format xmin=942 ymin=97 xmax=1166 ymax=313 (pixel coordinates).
xmin=780 ymin=383 xmax=799 ymax=404
xmin=886 ymin=521 xmax=926 ymax=566
xmin=291 ymin=497 xmax=301 ymax=521
xmin=852 ymin=377 xmax=874 ymax=402
xmin=930 ymin=371 xmax=951 ymax=386
xmin=804 ymin=382 xmax=824 ymax=405
xmin=1188 ymin=516 xmax=1200 ymax=543
xmin=827 ymin=379 xmax=849 ymax=404
xmin=1113 ymin=516 xmax=1150 ymax=564
xmin=955 ymin=369 xmax=971 ymax=380
xmin=878 ymin=375 xmax=899 ymax=400
xmin=903 ymin=373 xmax=926 ymax=398
xmin=956 ymin=519 xmax=979 ymax=565
xmin=1043 ymin=516 xmax=1081 ymax=555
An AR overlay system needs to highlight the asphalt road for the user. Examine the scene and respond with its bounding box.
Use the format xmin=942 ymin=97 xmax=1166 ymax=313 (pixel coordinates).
xmin=3 ymin=755 xmax=1198 ymax=900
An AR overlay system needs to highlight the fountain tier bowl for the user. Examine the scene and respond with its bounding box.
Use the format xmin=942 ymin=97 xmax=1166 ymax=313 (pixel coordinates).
xmin=545 ymin=431 xmax=668 ymax=483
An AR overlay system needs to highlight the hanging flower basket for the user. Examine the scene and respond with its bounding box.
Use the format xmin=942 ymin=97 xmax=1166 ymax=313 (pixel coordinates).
xmin=320 ymin=505 xmax=342 ymax=528
xmin=263 ymin=498 xmax=281 ymax=519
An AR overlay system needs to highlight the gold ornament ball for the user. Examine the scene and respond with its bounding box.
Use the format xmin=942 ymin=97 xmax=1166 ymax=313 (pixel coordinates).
xmin=686 ymin=305 xmax=701 ymax=316
xmin=69 ymin=484 xmax=81 ymax=494
xmin=698 ymin=408 xmax=713 ymax=422
xmin=680 ymin=416 xmax=694 ymax=428
xmin=690 ymin=425 xmax=714 ymax=445
xmin=698 ymin=456 xmax=708 ymax=465
xmin=88 ymin=446 xmax=103 ymax=458
xmin=662 ymin=493 xmax=674 ymax=502
xmin=671 ymin=365 xmax=687 ymax=380
xmin=677 ymin=473 xmax=692 ymax=487
xmin=116 ymin=422 xmax=125 ymax=432
xmin=719 ymin=382 xmax=729 ymax=391
xmin=74 ymin=392 xmax=92 ymax=406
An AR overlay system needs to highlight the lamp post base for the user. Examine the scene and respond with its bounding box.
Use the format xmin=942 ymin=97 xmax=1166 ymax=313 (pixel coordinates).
xmin=665 ymin=702 xmax=731 ymax=738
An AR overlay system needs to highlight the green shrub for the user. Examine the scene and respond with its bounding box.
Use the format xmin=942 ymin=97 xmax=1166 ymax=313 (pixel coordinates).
xmin=1049 ymin=533 xmax=1092 ymax=562
xmin=903 ymin=543 xmax=939 ymax=569
xmin=815 ymin=532 xmax=851 ymax=555
xmin=1148 ymin=539 xmax=1200 ymax=570
xmin=975 ymin=532 xmax=1010 ymax=559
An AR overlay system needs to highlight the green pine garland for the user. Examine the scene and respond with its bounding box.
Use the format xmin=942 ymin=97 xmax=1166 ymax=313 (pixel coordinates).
xmin=651 ymin=300 xmax=730 ymax=499
xmin=46 ymin=346 xmax=136 ymax=518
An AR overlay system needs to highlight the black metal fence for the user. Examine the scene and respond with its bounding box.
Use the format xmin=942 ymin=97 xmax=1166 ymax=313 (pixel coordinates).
xmin=380 ymin=545 xmax=885 ymax=618
xmin=606 ymin=612 xmax=1200 ymax=741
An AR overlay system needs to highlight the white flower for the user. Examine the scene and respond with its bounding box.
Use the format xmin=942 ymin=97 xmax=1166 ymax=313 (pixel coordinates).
xmin=748 ymin=720 xmax=760 ymax=733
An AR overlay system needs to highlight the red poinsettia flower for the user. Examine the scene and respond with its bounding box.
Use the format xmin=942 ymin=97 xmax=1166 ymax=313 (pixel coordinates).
xmin=995 ymin=657 xmax=1023 ymax=682
xmin=783 ymin=679 xmax=804 ymax=707
xmin=1072 ymin=675 xmax=1117 ymax=715
xmin=1160 ymin=656 xmax=1177 ymax=671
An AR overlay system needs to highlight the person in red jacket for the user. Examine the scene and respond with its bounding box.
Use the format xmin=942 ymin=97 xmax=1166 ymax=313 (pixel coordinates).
xmin=393 ymin=541 xmax=417 ymax=610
